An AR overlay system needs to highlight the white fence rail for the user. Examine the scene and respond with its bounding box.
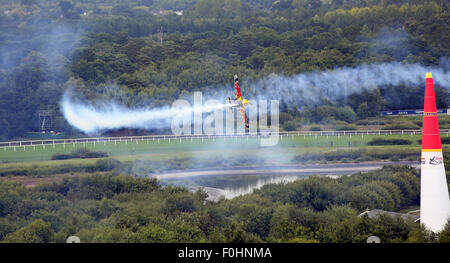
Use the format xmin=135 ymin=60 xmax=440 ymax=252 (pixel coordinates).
xmin=0 ymin=129 xmax=449 ymax=149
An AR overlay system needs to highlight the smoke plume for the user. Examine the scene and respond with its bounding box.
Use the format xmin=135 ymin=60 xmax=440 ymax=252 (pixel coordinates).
xmin=61 ymin=59 xmax=450 ymax=134
xmin=61 ymin=91 xmax=229 ymax=134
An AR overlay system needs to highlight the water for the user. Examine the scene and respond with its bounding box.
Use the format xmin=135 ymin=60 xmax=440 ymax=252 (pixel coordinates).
xmin=219 ymin=175 xmax=300 ymax=199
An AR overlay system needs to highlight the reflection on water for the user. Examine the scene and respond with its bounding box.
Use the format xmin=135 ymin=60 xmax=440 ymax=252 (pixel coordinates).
xmin=220 ymin=176 xmax=300 ymax=199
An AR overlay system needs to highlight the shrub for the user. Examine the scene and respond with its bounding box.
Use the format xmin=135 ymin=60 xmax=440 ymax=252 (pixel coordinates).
xmin=292 ymin=148 xmax=419 ymax=163
xmin=335 ymin=124 xmax=357 ymax=131
xmin=418 ymin=137 xmax=450 ymax=145
xmin=412 ymin=120 xmax=422 ymax=126
xmin=355 ymin=119 xmax=385 ymax=126
xmin=3 ymin=219 xmax=54 ymax=243
xmin=312 ymin=105 xmax=357 ymax=123
xmin=368 ymin=138 xmax=412 ymax=146
xmin=381 ymin=122 xmax=420 ymax=130
xmin=71 ymin=148 xmax=108 ymax=158
xmin=51 ymin=148 xmax=108 ymax=160
xmin=94 ymin=159 xmax=122 ymax=172
xmin=282 ymin=120 xmax=299 ymax=131
xmin=50 ymin=154 xmax=73 ymax=160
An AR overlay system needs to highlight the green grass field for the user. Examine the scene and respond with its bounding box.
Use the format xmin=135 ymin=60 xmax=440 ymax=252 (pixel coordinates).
xmin=0 ymin=133 xmax=428 ymax=165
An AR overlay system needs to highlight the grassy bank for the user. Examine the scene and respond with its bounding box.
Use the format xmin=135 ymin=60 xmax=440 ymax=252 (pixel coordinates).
xmin=0 ymin=134 xmax=426 ymax=163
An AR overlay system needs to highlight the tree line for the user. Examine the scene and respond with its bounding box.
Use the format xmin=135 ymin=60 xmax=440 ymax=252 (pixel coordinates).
xmin=0 ymin=0 xmax=449 ymax=139
xmin=0 ymin=165 xmax=449 ymax=243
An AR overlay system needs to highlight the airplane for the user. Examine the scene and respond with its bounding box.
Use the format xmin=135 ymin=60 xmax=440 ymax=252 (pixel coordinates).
xmin=227 ymin=74 xmax=250 ymax=129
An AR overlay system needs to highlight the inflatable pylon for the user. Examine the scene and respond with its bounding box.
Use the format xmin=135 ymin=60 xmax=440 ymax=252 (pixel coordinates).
xmin=420 ymin=72 xmax=450 ymax=233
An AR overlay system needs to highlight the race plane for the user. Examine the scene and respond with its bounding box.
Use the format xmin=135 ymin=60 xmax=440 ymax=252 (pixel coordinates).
xmin=227 ymin=74 xmax=250 ymax=129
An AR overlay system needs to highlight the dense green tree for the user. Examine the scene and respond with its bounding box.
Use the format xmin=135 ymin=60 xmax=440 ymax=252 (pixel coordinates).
xmin=3 ymin=219 xmax=54 ymax=243
xmin=438 ymin=220 xmax=450 ymax=243
xmin=0 ymin=164 xmax=428 ymax=243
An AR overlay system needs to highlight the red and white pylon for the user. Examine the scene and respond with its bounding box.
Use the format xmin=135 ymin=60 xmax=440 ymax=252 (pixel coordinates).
xmin=420 ymin=72 xmax=450 ymax=233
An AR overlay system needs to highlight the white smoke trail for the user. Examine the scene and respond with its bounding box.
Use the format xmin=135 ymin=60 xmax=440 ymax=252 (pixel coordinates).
xmin=252 ymin=61 xmax=450 ymax=106
xmin=61 ymin=61 xmax=450 ymax=134
xmin=61 ymin=92 xmax=228 ymax=134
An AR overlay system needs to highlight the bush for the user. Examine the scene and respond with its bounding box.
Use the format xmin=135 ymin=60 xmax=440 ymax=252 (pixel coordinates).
xmin=439 ymin=124 xmax=450 ymax=129
xmin=292 ymin=148 xmax=419 ymax=163
xmin=335 ymin=124 xmax=357 ymax=131
xmin=50 ymin=154 xmax=73 ymax=160
xmin=368 ymin=138 xmax=413 ymax=146
xmin=412 ymin=120 xmax=422 ymax=127
xmin=381 ymin=122 xmax=420 ymax=130
xmin=94 ymin=159 xmax=122 ymax=172
xmin=311 ymin=105 xmax=357 ymax=123
xmin=282 ymin=120 xmax=299 ymax=131
xmin=355 ymin=119 xmax=385 ymax=126
xmin=3 ymin=219 xmax=54 ymax=243
xmin=51 ymin=148 xmax=108 ymax=160
xmin=310 ymin=126 xmax=321 ymax=131
xmin=71 ymin=148 xmax=108 ymax=158
xmin=418 ymin=137 xmax=450 ymax=145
